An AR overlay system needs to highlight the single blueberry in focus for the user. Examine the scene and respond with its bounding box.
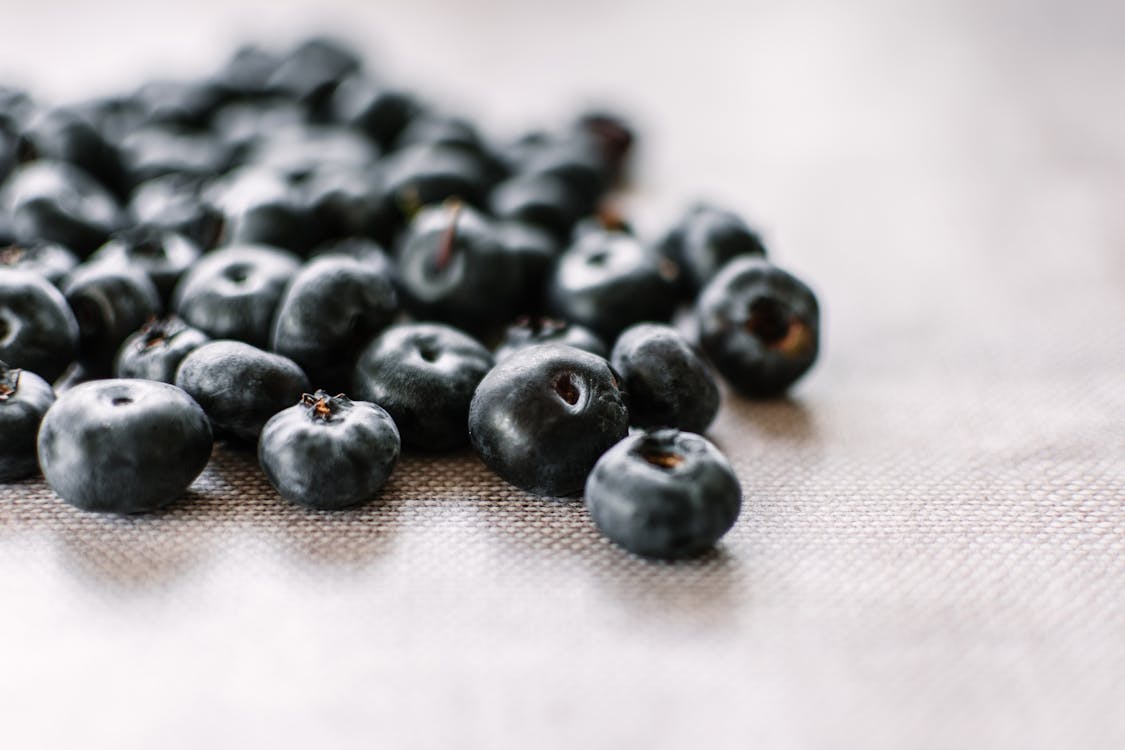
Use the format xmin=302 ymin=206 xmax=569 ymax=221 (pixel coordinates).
xmin=175 ymin=339 xmax=309 ymax=442
xmin=173 ymin=243 xmax=300 ymax=347
xmin=696 ymin=257 xmax=819 ymax=398
xmin=585 ymin=429 xmax=741 ymax=559
xmin=468 ymin=343 xmax=628 ymax=497
xmin=352 ymin=322 xmax=493 ymax=452
xmin=270 ymin=253 xmax=398 ymax=393
xmin=611 ymin=323 xmax=720 ymax=433
xmin=258 ymin=390 xmax=400 ymax=510
xmin=37 ymin=378 xmax=212 ymax=513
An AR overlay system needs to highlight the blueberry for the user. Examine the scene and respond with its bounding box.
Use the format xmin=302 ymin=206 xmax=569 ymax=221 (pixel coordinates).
xmin=512 ymin=134 xmax=606 ymax=213
xmin=493 ymin=220 xmax=561 ymax=313
xmin=468 ymin=343 xmax=628 ymax=497
xmin=352 ymin=323 xmax=493 ymax=452
xmin=575 ymin=111 xmax=635 ymax=183
xmin=258 ymin=390 xmax=400 ymax=510
xmin=395 ymin=201 xmax=523 ymax=331
xmin=1 ymin=160 xmax=123 ymax=255
xmin=394 ymin=115 xmax=488 ymax=158
xmin=382 ymin=143 xmax=490 ymax=217
xmin=204 ymin=167 xmax=309 ymax=253
xmin=0 ymin=242 xmax=78 ymax=286
xmin=90 ymin=225 xmax=201 ymax=304
xmin=584 ymin=429 xmax=741 ymax=559
xmin=62 ymin=261 xmax=162 ymax=375
xmin=657 ymin=203 xmax=766 ymax=294
xmin=696 ymin=257 xmax=819 ymax=397
xmin=173 ymin=243 xmax=300 ymax=347
xmin=213 ymin=44 xmax=282 ymax=99
xmin=611 ymin=323 xmax=720 ymax=433
xmin=0 ymin=361 xmax=55 ymax=481
xmin=127 ymin=174 xmax=224 ymax=250
xmin=331 ymin=74 xmax=421 ymax=150
xmin=270 ymin=253 xmax=398 ymax=392
xmin=546 ymin=229 xmax=678 ymax=342
xmin=494 ymin=317 xmax=607 ymax=362
xmin=118 ymin=125 xmax=232 ymax=187
xmin=490 ymin=172 xmax=583 ymax=240
xmin=211 ymin=99 xmax=306 ymax=159
xmin=16 ymin=106 xmax=128 ymax=197
xmin=175 ymin=339 xmax=309 ymax=442
xmin=0 ymin=269 xmax=79 ymax=382
xmin=247 ymin=124 xmax=378 ymax=183
xmin=37 ymin=378 xmax=212 ymax=513
xmin=299 ymin=165 xmax=391 ymax=247
xmin=267 ymin=36 xmax=361 ymax=117
xmin=114 ymin=315 xmax=210 ymax=383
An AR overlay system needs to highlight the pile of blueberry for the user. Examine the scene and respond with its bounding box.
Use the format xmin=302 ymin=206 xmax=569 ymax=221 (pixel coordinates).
xmin=0 ymin=37 xmax=819 ymax=560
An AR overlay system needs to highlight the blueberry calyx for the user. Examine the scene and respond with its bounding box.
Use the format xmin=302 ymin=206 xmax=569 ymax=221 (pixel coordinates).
xmin=0 ymin=246 xmax=24 ymax=265
xmin=0 ymin=363 xmax=20 ymax=401
xmin=299 ymin=389 xmax=348 ymax=422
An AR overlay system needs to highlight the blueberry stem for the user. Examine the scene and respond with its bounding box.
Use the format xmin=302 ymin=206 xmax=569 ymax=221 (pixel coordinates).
xmin=0 ymin=364 xmax=21 ymax=402
xmin=433 ymin=199 xmax=464 ymax=272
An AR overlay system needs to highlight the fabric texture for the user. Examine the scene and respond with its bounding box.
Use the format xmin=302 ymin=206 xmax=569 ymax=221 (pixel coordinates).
xmin=0 ymin=1 xmax=1122 ymax=748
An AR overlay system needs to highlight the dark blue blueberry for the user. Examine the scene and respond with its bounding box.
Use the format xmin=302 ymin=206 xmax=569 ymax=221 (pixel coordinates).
xmin=270 ymin=254 xmax=398 ymax=392
xmin=394 ymin=115 xmax=487 ymax=158
xmin=352 ymin=323 xmax=493 ymax=452
xmin=490 ymin=172 xmax=583 ymax=240
xmin=0 ymin=361 xmax=55 ymax=481
xmin=175 ymin=339 xmax=309 ymax=442
xmin=382 ymin=143 xmax=490 ymax=217
xmin=494 ymin=317 xmax=607 ymax=363
xmin=585 ymin=429 xmax=741 ymax=559
xmin=173 ymin=243 xmax=300 ymax=347
xmin=611 ymin=323 xmax=720 ymax=433
xmin=299 ymin=166 xmax=392 ymax=247
xmin=267 ymin=36 xmax=361 ymax=118
xmin=90 ymin=226 xmax=201 ymax=304
xmin=258 ymin=390 xmax=400 ymax=510
xmin=493 ymin=221 xmax=561 ymax=314
xmin=395 ymin=201 xmax=523 ymax=331
xmin=658 ymin=203 xmax=766 ymax=294
xmin=118 ymin=125 xmax=232 ymax=187
xmin=62 ymin=261 xmax=162 ymax=376
xmin=131 ymin=78 xmax=224 ymax=129
xmin=204 ymin=167 xmax=309 ymax=253
xmin=127 ymin=174 xmax=224 ymax=250
xmin=0 ymin=242 xmax=78 ymax=286
xmin=247 ymin=124 xmax=378 ymax=183
xmin=468 ymin=343 xmax=628 ymax=497
xmin=212 ymin=44 xmax=282 ymax=100
xmin=574 ymin=111 xmax=635 ymax=183
xmin=37 ymin=378 xmax=212 ymax=513
xmin=546 ymin=229 xmax=678 ymax=343
xmin=1 ymin=161 xmax=123 ymax=255
xmin=696 ymin=257 xmax=819 ymax=398
xmin=211 ymin=99 xmax=306 ymax=160
xmin=0 ymin=269 xmax=79 ymax=382
xmin=331 ymin=74 xmax=422 ymax=150
xmin=114 ymin=316 xmax=210 ymax=383
xmin=16 ymin=106 xmax=128 ymax=197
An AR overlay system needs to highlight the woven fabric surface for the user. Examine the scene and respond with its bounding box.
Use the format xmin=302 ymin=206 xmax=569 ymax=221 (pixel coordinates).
xmin=1 ymin=1 xmax=1123 ymax=748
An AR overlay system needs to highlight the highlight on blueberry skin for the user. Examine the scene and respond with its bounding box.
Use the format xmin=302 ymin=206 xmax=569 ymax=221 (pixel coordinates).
xmin=468 ymin=343 xmax=629 ymax=498
xmin=0 ymin=361 xmax=55 ymax=482
xmin=584 ymin=429 xmax=741 ymax=560
xmin=696 ymin=256 xmax=819 ymax=398
xmin=258 ymin=390 xmax=400 ymax=510
xmin=36 ymin=378 xmax=213 ymax=513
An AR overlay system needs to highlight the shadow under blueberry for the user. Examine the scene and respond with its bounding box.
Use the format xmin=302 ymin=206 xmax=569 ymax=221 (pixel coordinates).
xmin=711 ymin=393 xmax=818 ymax=449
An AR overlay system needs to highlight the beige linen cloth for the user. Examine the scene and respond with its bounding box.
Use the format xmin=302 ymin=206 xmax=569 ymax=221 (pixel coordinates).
xmin=0 ymin=1 xmax=1122 ymax=748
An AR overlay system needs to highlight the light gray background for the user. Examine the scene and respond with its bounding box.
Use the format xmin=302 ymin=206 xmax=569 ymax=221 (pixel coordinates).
xmin=1 ymin=1 xmax=1122 ymax=748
